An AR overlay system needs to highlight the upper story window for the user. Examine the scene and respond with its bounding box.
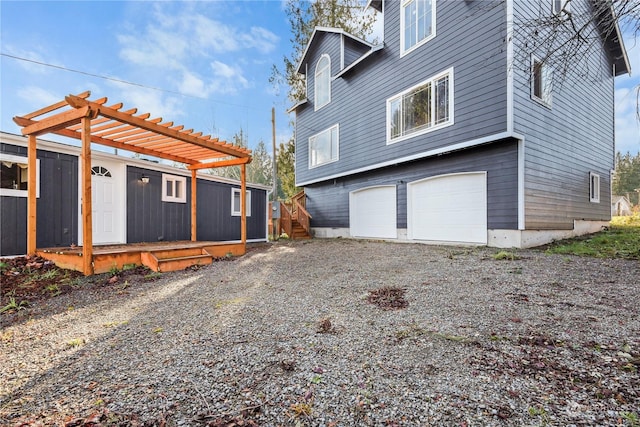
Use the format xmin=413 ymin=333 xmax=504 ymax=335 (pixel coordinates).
xmin=401 ymin=0 xmax=436 ymax=56
xmin=315 ymin=55 xmax=331 ymax=110
xmin=589 ymin=172 xmax=600 ymax=203
xmin=231 ymin=188 xmax=252 ymax=216
xmin=162 ymin=173 xmax=186 ymax=203
xmin=387 ymin=68 xmax=453 ymax=143
xmin=552 ymin=0 xmax=570 ymax=17
xmin=309 ymin=124 xmax=339 ymax=168
xmin=531 ymin=56 xmax=552 ymax=107
xmin=0 ymin=153 xmax=40 ymax=198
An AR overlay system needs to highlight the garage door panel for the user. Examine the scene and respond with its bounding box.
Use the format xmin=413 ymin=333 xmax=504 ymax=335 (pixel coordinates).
xmin=408 ymin=172 xmax=487 ymax=244
xmin=350 ymin=186 xmax=397 ymax=239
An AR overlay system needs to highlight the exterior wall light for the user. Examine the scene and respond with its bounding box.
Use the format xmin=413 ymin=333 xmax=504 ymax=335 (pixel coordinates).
xmin=140 ymin=174 xmax=150 ymax=183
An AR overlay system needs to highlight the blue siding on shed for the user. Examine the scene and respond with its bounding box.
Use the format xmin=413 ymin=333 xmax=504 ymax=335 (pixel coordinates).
xmin=306 ymin=140 xmax=519 ymax=230
xmin=512 ymin=0 xmax=615 ymax=229
xmin=1 ymin=143 xmax=78 ymax=256
xmin=127 ymin=166 xmax=267 ymax=243
xmin=296 ymin=1 xmax=509 ymax=186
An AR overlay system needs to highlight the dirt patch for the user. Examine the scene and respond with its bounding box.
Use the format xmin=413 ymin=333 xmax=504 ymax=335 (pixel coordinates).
xmin=367 ymin=286 xmax=408 ymax=310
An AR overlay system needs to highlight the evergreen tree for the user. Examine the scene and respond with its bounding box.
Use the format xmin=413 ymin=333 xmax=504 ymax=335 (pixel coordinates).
xmin=276 ymin=137 xmax=299 ymax=199
xmin=208 ymin=129 xmax=273 ymax=187
xmin=613 ymin=151 xmax=640 ymax=205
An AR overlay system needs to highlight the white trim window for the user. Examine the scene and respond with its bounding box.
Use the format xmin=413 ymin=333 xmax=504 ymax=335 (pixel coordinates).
xmin=589 ymin=172 xmax=600 ymax=203
xmin=401 ymin=0 xmax=436 ymax=56
xmin=309 ymin=124 xmax=339 ymax=168
xmin=315 ymin=54 xmax=331 ymax=110
xmin=552 ymin=0 xmax=570 ymax=17
xmin=387 ymin=68 xmax=453 ymax=144
xmin=531 ymin=56 xmax=552 ymax=106
xmin=162 ymin=173 xmax=187 ymax=203
xmin=231 ymin=188 xmax=251 ymax=216
xmin=0 ymin=153 xmax=40 ymax=198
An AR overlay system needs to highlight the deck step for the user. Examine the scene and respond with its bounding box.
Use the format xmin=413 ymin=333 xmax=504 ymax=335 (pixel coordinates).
xmin=141 ymin=248 xmax=213 ymax=272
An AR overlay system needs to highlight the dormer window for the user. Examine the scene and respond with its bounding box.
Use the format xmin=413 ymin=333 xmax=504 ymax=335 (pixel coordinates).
xmin=552 ymin=0 xmax=570 ymax=17
xmin=315 ymin=55 xmax=331 ymax=110
xmin=401 ymin=0 xmax=436 ymax=56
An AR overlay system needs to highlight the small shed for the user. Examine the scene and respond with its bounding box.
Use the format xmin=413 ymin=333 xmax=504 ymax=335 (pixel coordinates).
xmin=10 ymin=91 xmax=255 ymax=275
xmin=611 ymin=195 xmax=633 ymax=216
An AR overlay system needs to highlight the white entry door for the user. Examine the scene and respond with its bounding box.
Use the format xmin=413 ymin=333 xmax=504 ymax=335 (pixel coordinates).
xmin=407 ymin=172 xmax=487 ymax=244
xmin=90 ymin=162 xmax=124 ymax=244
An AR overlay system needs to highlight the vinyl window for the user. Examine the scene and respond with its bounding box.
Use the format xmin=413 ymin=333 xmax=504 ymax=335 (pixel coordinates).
xmin=590 ymin=172 xmax=600 ymax=203
xmin=231 ymin=188 xmax=251 ymax=216
xmin=0 ymin=153 xmax=40 ymax=198
xmin=532 ymin=56 xmax=552 ymax=106
xmin=387 ymin=68 xmax=453 ymax=143
xmin=162 ymin=174 xmax=186 ymax=203
xmin=309 ymin=124 xmax=339 ymax=168
xmin=315 ymin=55 xmax=331 ymax=110
xmin=401 ymin=0 xmax=435 ymax=56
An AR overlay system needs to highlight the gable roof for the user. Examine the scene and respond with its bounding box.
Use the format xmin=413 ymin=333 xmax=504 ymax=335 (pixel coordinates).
xmin=296 ymin=26 xmax=376 ymax=75
xmin=596 ymin=2 xmax=631 ymax=76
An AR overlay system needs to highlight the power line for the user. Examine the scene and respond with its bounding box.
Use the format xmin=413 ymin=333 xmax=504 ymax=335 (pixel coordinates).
xmin=1 ymin=52 xmax=262 ymax=110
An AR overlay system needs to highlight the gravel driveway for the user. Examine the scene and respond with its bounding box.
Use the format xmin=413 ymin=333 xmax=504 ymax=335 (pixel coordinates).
xmin=1 ymin=239 xmax=639 ymax=426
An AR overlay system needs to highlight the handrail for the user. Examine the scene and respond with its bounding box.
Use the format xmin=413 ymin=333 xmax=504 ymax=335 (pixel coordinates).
xmin=293 ymin=200 xmax=312 ymax=235
xmin=279 ymin=201 xmax=293 ymax=238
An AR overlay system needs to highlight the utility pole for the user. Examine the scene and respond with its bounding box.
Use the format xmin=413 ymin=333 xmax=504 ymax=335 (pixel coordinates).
xmin=271 ymin=107 xmax=279 ymax=240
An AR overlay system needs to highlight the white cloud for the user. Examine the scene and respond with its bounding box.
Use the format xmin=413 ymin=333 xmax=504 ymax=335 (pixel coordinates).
xmin=17 ymin=86 xmax=60 ymax=108
xmin=179 ymin=70 xmax=207 ymax=98
xmin=208 ymin=61 xmax=249 ymax=95
xmin=114 ymin=87 xmax=184 ymax=122
xmin=240 ymin=27 xmax=280 ymax=54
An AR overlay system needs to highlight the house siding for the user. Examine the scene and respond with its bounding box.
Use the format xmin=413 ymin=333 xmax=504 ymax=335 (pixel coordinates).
xmin=513 ymin=0 xmax=615 ymax=229
xmin=296 ymin=0 xmax=509 ymax=186
xmin=127 ymin=166 xmax=267 ymax=243
xmin=306 ymin=140 xmax=519 ymax=230
xmin=1 ymin=143 xmax=78 ymax=256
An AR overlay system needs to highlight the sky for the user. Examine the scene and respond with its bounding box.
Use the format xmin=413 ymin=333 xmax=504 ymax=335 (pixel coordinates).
xmin=0 ymin=0 xmax=639 ymax=157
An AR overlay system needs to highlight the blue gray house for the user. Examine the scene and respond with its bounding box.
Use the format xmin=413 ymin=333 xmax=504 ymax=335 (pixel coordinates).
xmin=290 ymin=0 xmax=630 ymax=247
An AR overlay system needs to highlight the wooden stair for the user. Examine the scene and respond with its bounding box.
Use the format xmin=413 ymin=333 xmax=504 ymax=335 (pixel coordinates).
xmin=291 ymin=220 xmax=312 ymax=239
xmin=141 ymin=247 xmax=213 ymax=272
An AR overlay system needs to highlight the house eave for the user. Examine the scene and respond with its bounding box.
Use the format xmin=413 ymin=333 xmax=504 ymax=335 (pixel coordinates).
xmin=287 ymin=99 xmax=308 ymax=114
xmin=333 ymin=44 xmax=384 ymax=79
xmin=295 ymin=26 xmax=375 ymax=75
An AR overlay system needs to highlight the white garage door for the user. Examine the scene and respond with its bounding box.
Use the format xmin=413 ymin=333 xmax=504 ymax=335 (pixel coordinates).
xmin=408 ymin=172 xmax=487 ymax=244
xmin=350 ymin=185 xmax=397 ymax=239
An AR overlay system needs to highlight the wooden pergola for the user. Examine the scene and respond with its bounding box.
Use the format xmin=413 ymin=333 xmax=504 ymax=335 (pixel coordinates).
xmin=13 ymin=91 xmax=252 ymax=275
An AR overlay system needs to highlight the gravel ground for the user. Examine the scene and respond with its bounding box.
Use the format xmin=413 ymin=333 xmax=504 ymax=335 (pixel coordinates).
xmin=1 ymin=239 xmax=639 ymax=426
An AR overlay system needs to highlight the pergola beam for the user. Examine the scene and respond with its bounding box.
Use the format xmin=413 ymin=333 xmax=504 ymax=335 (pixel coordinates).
xmin=188 ymin=157 xmax=251 ymax=170
xmin=66 ymin=94 xmax=250 ymax=158
xmin=13 ymin=91 xmax=253 ymax=276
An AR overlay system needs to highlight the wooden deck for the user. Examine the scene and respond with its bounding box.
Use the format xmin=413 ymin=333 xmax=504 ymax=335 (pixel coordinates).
xmin=37 ymin=241 xmax=246 ymax=274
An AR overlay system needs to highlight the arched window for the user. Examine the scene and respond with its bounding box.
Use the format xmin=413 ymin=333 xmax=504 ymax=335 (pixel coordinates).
xmin=314 ymin=55 xmax=331 ymax=110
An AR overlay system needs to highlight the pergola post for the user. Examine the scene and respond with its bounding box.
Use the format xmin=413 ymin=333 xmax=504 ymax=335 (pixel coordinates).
xmin=191 ymin=169 xmax=197 ymax=241
xmin=241 ymin=163 xmax=247 ymax=244
xmin=81 ymin=116 xmax=94 ymax=275
xmin=27 ymin=134 xmax=37 ymax=255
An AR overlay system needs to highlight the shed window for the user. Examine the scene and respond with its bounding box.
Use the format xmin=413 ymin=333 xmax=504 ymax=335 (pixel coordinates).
xmin=232 ymin=188 xmax=251 ymax=216
xmin=401 ymin=0 xmax=435 ymax=55
xmin=0 ymin=153 xmax=40 ymax=198
xmin=532 ymin=56 xmax=552 ymax=106
xmin=387 ymin=68 xmax=453 ymax=143
xmin=162 ymin=173 xmax=186 ymax=203
xmin=309 ymin=124 xmax=339 ymax=168
xmin=590 ymin=172 xmax=600 ymax=203
xmin=315 ymin=55 xmax=331 ymax=110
